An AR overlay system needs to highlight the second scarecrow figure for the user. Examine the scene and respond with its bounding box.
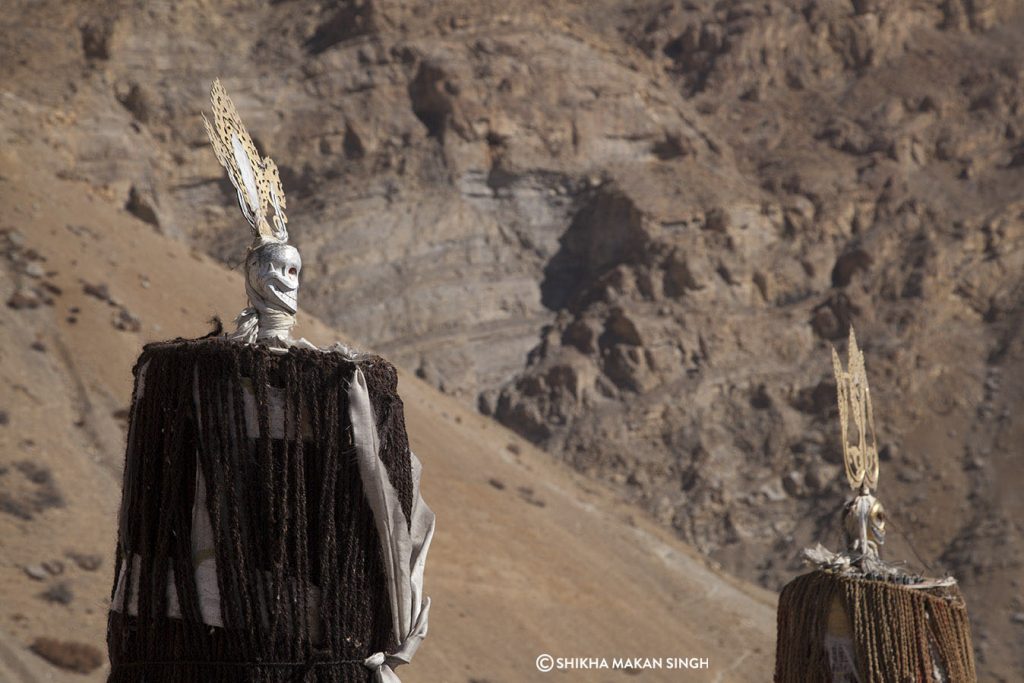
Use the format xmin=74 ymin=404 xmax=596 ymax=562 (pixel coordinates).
xmin=775 ymin=329 xmax=974 ymax=683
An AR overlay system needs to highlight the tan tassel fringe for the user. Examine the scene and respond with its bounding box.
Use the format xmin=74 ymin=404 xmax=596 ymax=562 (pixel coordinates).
xmin=775 ymin=570 xmax=976 ymax=682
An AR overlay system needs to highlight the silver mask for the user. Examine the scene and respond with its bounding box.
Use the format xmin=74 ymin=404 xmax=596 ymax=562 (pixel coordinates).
xmin=247 ymin=242 xmax=301 ymax=315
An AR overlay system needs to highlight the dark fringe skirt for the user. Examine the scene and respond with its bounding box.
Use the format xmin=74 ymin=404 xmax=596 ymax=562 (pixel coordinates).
xmin=107 ymin=338 xmax=414 ymax=682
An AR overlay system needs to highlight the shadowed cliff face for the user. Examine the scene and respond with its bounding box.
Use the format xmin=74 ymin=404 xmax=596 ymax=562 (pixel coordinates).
xmin=2 ymin=0 xmax=1023 ymax=678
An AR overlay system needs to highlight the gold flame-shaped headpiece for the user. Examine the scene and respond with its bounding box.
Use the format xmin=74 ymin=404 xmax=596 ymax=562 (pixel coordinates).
xmin=202 ymin=79 xmax=288 ymax=246
xmin=832 ymin=328 xmax=879 ymax=492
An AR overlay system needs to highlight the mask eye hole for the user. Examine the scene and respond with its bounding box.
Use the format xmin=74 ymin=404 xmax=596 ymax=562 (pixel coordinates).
xmin=288 ymin=267 xmax=298 ymax=276
xmin=872 ymin=506 xmax=885 ymax=524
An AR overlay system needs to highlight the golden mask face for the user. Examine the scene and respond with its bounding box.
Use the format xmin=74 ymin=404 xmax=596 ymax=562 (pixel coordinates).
xmin=843 ymin=495 xmax=885 ymax=554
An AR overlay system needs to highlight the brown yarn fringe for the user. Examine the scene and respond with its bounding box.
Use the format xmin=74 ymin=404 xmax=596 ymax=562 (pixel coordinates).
xmin=775 ymin=570 xmax=976 ymax=683
xmin=107 ymin=338 xmax=414 ymax=682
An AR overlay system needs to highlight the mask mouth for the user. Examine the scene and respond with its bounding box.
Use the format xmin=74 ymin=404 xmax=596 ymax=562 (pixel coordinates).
xmin=265 ymin=281 xmax=298 ymax=314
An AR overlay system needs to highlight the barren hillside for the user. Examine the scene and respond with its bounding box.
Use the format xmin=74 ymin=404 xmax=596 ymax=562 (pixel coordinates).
xmin=0 ymin=118 xmax=775 ymax=680
xmin=1 ymin=0 xmax=1022 ymax=679
xmin=0 ymin=105 xmax=778 ymax=679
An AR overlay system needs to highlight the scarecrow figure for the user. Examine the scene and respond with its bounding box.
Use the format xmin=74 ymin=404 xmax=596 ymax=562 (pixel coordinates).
xmin=774 ymin=329 xmax=975 ymax=683
xmin=107 ymin=80 xmax=434 ymax=683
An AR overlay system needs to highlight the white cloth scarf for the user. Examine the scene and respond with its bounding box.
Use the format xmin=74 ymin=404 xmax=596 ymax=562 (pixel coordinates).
xmin=348 ymin=367 xmax=435 ymax=682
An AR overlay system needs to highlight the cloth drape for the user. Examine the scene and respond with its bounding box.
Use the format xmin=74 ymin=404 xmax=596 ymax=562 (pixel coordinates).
xmin=349 ymin=367 xmax=435 ymax=682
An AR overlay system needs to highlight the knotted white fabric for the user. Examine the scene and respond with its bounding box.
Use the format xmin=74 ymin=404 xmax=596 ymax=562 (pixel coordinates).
xmin=348 ymin=367 xmax=435 ymax=683
xmin=227 ymin=276 xmax=297 ymax=344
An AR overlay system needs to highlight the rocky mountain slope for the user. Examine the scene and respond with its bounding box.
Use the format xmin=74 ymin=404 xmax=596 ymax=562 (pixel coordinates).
xmin=0 ymin=138 xmax=775 ymax=681
xmin=1 ymin=0 xmax=1022 ymax=678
